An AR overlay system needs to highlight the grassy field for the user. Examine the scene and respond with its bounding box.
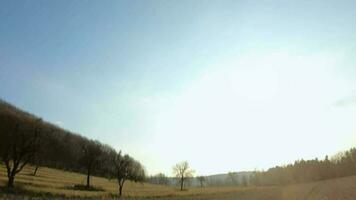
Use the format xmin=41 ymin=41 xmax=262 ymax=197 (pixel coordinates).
xmin=1 ymin=165 xmax=356 ymax=200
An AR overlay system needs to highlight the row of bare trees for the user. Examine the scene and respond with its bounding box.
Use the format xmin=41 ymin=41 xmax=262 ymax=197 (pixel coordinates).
xmin=148 ymin=173 xmax=170 ymax=185
xmin=0 ymin=99 xmax=144 ymax=195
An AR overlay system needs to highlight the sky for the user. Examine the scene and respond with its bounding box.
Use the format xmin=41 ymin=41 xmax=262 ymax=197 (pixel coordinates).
xmin=1 ymin=0 xmax=356 ymax=176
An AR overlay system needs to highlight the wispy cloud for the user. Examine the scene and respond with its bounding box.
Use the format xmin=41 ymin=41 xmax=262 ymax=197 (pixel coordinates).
xmin=334 ymin=95 xmax=356 ymax=107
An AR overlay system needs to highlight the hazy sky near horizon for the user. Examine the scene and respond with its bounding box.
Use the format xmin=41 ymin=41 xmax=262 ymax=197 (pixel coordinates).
xmin=1 ymin=0 xmax=356 ymax=175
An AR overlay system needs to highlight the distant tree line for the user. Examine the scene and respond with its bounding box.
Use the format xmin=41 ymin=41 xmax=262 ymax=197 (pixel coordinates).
xmin=0 ymin=99 xmax=145 ymax=195
xmin=148 ymin=151 xmax=356 ymax=189
xmin=250 ymin=148 xmax=356 ymax=186
xmin=148 ymin=173 xmax=169 ymax=185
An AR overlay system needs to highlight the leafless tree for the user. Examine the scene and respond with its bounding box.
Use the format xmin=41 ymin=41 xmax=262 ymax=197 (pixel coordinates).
xmin=0 ymin=113 xmax=43 ymax=190
xmin=150 ymin=173 xmax=169 ymax=185
xmin=241 ymin=175 xmax=248 ymax=187
xmin=31 ymin=126 xmax=54 ymax=176
xmin=112 ymin=151 xmax=145 ymax=196
xmin=196 ymin=176 xmax=206 ymax=188
xmin=80 ymin=140 xmax=102 ymax=188
xmin=173 ymin=161 xmax=194 ymax=191
xmin=227 ymin=171 xmax=238 ymax=185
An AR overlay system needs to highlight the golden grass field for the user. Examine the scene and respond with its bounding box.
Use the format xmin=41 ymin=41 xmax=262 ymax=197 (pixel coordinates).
xmin=1 ymin=164 xmax=356 ymax=200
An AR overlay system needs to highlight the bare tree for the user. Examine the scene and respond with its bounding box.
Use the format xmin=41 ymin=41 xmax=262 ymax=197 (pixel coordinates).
xmin=32 ymin=156 xmax=41 ymax=176
xmin=227 ymin=171 xmax=238 ymax=185
xmin=112 ymin=151 xmax=145 ymax=196
xmin=173 ymin=161 xmax=194 ymax=191
xmin=196 ymin=176 xmax=206 ymax=188
xmin=241 ymin=175 xmax=248 ymax=187
xmin=80 ymin=140 xmax=102 ymax=188
xmin=0 ymin=114 xmax=43 ymax=190
xmin=31 ymin=126 xmax=54 ymax=176
xmin=150 ymin=173 xmax=169 ymax=185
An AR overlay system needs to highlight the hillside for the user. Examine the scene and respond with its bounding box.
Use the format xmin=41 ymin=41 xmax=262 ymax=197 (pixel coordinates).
xmin=0 ymin=99 xmax=145 ymax=193
xmin=2 ymin=164 xmax=356 ymax=199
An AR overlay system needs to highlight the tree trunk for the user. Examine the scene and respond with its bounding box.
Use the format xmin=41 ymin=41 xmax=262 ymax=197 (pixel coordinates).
xmin=119 ymin=184 xmax=123 ymax=196
xmin=86 ymin=169 xmax=91 ymax=188
xmin=118 ymin=179 xmax=125 ymax=196
xmin=33 ymin=165 xmax=39 ymax=176
xmin=7 ymin=174 xmax=15 ymax=190
xmin=180 ymin=176 xmax=184 ymax=191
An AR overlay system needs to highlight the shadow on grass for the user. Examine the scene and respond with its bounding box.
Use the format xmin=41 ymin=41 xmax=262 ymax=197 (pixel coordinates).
xmin=0 ymin=185 xmax=115 ymax=199
xmin=174 ymin=188 xmax=189 ymax=192
xmin=64 ymin=184 xmax=105 ymax=192
xmin=0 ymin=185 xmax=66 ymax=198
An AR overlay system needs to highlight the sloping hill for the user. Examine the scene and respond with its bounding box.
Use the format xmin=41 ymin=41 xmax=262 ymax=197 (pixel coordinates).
xmin=0 ymin=98 xmax=145 ymax=189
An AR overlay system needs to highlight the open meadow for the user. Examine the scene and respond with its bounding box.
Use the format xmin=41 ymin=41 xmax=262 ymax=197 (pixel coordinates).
xmin=2 ymin=165 xmax=356 ymax=200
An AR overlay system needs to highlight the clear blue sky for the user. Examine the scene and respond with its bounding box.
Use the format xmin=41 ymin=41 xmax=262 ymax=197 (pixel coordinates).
xmin=1 ymin=0 xmax=356 ymax=175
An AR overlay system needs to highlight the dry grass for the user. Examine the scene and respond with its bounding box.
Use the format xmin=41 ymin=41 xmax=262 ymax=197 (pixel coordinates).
xmin=1 ymin=164 xmax=356 ymax=199
xmin=0 ymin=165 xmax=262 ymax=198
